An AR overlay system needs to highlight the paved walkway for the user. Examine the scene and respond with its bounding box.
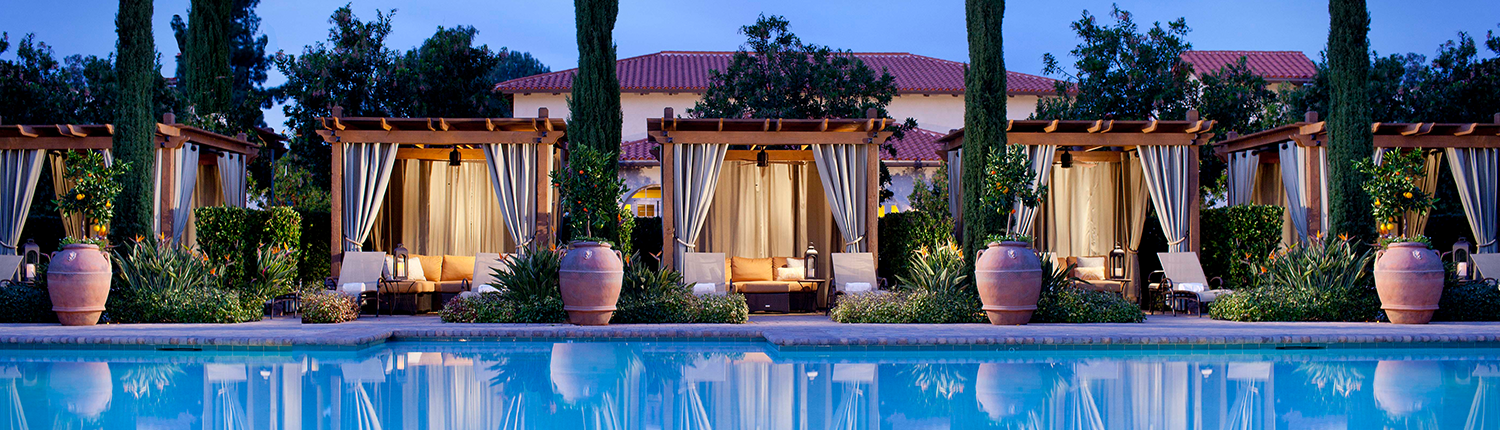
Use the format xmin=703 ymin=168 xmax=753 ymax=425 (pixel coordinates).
xmin=5 ymin=313 xmax=1500 ymax=350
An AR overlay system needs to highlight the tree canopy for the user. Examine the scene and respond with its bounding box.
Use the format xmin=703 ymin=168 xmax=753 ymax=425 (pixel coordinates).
xmin=1033 ymin=6 xmax=1198 ymax=122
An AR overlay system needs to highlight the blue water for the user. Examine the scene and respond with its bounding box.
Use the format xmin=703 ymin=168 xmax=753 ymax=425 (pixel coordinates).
xmin=1 ymin=342 xmax=1498 ymax=429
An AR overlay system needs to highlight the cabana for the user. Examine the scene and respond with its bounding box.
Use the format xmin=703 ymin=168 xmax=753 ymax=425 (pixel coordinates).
xmin=1215 ymin=112 xmax=1500 ymax=253
xmin=319 ymin=108 xmax=564 ymax=282
xmin=648 ymin=108 xmax=890 ymax=307
xmin=0 ymin=114 xmax=261 ymax=252
xmin=938 ymin=113 xmax=1215 ymax=302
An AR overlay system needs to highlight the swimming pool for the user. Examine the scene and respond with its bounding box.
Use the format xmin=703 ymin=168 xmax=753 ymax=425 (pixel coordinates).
xmin=1 ymin=341 xmax=1496 ymax=429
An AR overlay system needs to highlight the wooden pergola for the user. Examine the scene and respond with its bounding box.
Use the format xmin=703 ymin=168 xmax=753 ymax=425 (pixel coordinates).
xmin=647 ymin=108 xmax=892 ymax=271
xmin=318 ymin=107 xmax=566 ymax=270
xmin=0 ymin=114 xmax=262 ymax=239
xmin=938 ymin=113 xmax=1216 ymax=252
xmin=1214 ymin=112 xmax=1500 ymax=241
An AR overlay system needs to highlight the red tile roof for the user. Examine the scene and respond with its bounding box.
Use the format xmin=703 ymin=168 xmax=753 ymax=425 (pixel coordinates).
xmin=497 ymin=51 xmax=1059 ymax=95
xmin=617 ymin=127 xmax=946 ymax=164
xmin=1180 ymin=51 xmax=1317 ymax=82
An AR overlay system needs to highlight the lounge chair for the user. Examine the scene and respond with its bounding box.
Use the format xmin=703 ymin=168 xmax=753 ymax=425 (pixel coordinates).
xmin=830 ymin=252 xmax=882 ymax=307
xmin=1150 ymin=252 xmax=1232 ymax=316
xmin=1473 ymin=254 xmax=1500 ymax=286
xmin=466 ymin=253 xmax=510 ymax=294
xmin=681 ymin=252 xmax=728 ymax=295
xmin=337 ymin=251 xmax=388 ymax=317
xmin=0 ymin=255 xmax=22 ymax=286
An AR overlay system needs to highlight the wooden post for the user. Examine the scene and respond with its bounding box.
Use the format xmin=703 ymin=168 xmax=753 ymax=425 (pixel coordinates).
xmin=534 ymin=107 xmax=554 ymax=249
xmin=865 ymin=138 xmax=880 ymax=262
xmin=329 ymin=106 xmax=345 ymax=277
xmin=659 ymin=108 xmax=678 ymax=270
xmin=1187 ymin=138 xmax=1202 ymax=253
xmin=1305 ymin=142 xmax=1323 ymax=238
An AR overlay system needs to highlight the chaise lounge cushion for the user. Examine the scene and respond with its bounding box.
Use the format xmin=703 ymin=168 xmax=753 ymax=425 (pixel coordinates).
xmin=731 ymin=257 xmax=775 ymax=282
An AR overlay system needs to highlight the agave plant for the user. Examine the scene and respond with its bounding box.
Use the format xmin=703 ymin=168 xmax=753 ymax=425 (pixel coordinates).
xmin=896 ymin=243 xmax=968 ymax=296
xmin=1252 ymin=235 xmax=1374 ymax=293
xmin=488 ymin=246 xmax=563 ymax=299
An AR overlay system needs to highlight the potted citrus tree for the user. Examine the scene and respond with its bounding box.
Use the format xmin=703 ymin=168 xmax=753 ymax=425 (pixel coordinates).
xmin=49 ymin=151 xmax=129 ymax=326
xmin=552 ymin=146 xmax=627 ymax=325
xmin=1358 ymin=149 xmax=1441 ymax=324
xmin=973 ymin=145 xmax=1047 ymax=325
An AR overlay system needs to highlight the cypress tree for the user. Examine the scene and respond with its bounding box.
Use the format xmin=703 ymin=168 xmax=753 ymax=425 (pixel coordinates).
xmin=962 ymin=0 xmax=1008 ymax=264
xmin=184 ymin=0 xmax=234 ymax=119
xmin=1326 ymin=0 xmax=1375 ymax=240
xmin=112 ymin=0 xmax=157 ymax=243
xmin=569 ymin=0 xmax=623 ymax=243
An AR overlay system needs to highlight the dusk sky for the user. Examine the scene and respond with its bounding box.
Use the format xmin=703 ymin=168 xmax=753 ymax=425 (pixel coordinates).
xmin=3 ymin=0 xmax=1497 ymax=132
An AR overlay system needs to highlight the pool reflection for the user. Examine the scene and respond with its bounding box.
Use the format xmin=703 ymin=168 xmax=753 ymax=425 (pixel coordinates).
xmin=2 ymin=344 xmax=1500 ymax=429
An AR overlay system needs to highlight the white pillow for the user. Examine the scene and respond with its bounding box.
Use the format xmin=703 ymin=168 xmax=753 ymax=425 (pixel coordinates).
xmin=1175 ymin=282 xmax=1206 ymax=292
xmin=405 ymin=257 xmax=427 ymax=282
xmin=845 ymin=282 xmax=873 ymax=293
xmin=382 ymin=255 xmax=395 ymax=278
xmin=785 ymin=258 xmax=805 ymax=270
xmin=775 ymin=267 xmax=805 ymax=281
xmin=1075 ymin=266 xmax=1106 ymax=281
xmin=692 ymin=283 xmax=719 ymax=295
xmin=1075 ymin=256 xmax=1106 ymax=268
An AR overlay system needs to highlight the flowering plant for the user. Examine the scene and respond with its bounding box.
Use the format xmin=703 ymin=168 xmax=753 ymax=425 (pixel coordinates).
xmin=1355 ymin=148 xmax=1436 ymax=240
xmin=978 ymin=145 xmax=1046 ymax=245
xmin=53 ymin=150 xmax=130 ymax=239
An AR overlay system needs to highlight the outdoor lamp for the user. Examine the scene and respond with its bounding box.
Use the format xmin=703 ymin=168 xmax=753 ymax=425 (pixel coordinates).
xmin=1060 ymin=150 xmax=1073 ymax=169
xmin=804 ymin=242 xmax=819 ymax=279
xmin=448 ymin=147 xmax=462 ymax=167
xmin=1453 ymin=237 xmax=1473 ymax=280
xmin=393 ymin=243 xmax=409 ymax=281
xmin=756 ymin=148 xmax=769 ymax=167
xmin=1108 ymin=243 xmax=1127 ymax=279
xmin=21 ymin=238 xmax=40 ymax=283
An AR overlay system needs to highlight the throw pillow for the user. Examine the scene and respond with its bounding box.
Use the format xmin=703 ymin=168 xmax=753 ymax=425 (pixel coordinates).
xmin=785 ymin=257 xmax=805 ymax=270
xmin=775 ymin=267 xmax=805 ymax=281
xmin=731 ymin=257 xmax=775 ymax=282
xmin=1075 ymin=266 xmax=1106 ymax=281
xmin=441 ymin=255 xmax=476 ymax=282
xmin=1075 ymin=256 xmax=1107 ymax=268
xmin=405 ymin=257 xmax=427 ymax=282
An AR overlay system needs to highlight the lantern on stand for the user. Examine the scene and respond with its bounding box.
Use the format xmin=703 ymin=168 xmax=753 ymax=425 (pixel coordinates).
xmin=1108 ymin=243 xmax=1127 ymax=280
xmin=1451 ymin=237 xmax=1473 ymax=280
xmin=21 ymin=238 xmax=41 ymax=283
xmin=392 ymin=243 xmax=410 ymax=280
xmin=804 ymin=242 xmax=820 ymax=279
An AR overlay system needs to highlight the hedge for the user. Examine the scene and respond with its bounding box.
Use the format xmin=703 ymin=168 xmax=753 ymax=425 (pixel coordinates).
xmin=877 ymin=211 xmax=953 ymax=283
xmin=295 ymin=209 xmax=331 ymax=283
xmin=196 ymin=206 xmax=302 ymax=289
xmin=1200 ymin=205 xmax=1283 ymax=288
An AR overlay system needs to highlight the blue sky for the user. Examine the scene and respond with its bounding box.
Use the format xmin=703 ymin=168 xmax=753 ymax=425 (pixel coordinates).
xmin=3 ymin=0 xmax=1497 ymax=132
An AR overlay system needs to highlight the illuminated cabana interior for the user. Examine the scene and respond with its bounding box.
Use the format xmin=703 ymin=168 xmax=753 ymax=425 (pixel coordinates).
xmin=319 ymin=108 xmax=564 ymax=280
xmin=1216 ymin=112 xmax=1500 ymax=253
xmin=0 ymin=114 xmax=260 ymax=252
xmin=939 ymin=113 xmax=1216 ymax=302
xmin=648 ymin=108 xmax=890 ymax=306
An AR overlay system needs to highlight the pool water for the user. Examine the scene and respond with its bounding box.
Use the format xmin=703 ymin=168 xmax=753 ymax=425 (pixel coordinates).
xmin=1 ymin=342 xmax=1498 ymax=429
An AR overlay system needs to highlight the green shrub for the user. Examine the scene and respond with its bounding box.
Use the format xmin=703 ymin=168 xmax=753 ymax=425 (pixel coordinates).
xmin=0 ymin=262 xmax=55 ymax=323
xmin=441 ymin=248 xmax=568 ymax=324
xmin=195 ymin=206 xmax=302 ymax=293
xmin=895 ymin=243 xmax=967 ymax=295
xmin=830 ymin=290 xmax=986 ymax=324
xmin=614 ymin=254 xmax=748 ymax=324
xmin=300 ymin=290 xmax=361 ymax=324
xmin=878 ymin=211 xmax=953 ymax=282
xmin=108 ymin=237 xmax=264 ymax=323
xmin=1032 ymin=258 xmax=1145 ymax=323
xmin=1201 ymin=205 xmax=1284 ymax=288
xmin=695 ymin=293 xmax=749 ymax=324
xmin=1434 ymin=278 xmax=1500 ymax=321
xmin=1209 ymin=236 xmax=1380 ymax=322
xmin=295 ymin=209 xmax=331 ymax=283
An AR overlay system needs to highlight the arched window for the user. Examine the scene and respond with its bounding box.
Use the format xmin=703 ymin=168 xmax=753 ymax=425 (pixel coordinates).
xmin=625 ymin=185 xmax=662 ymax=218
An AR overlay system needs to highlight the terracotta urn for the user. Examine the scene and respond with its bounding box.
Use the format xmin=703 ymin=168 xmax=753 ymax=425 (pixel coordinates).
xmin=975 ymin=362 xmax=1048 ymax=421
xmin=550 ymin=343 xmax=624 ymax=403
xmin=47 ymin=362 xmax=113 ymax=419
xmin=1374 ymin=242 xmax=1444 ymax=324
xmin=558 ymin=241 xmax=624 ymax=325
xmin=974 ymin=241 xmax=1044 ymax=325
xmin=1373 ymin=361 xmax=1443 ymax=416
xmin=46 ymin=243 xmax=112 ymax=326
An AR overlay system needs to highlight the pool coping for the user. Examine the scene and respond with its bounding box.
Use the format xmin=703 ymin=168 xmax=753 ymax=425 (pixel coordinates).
xmin=5 ymin=315 xmax=1500 ymax=352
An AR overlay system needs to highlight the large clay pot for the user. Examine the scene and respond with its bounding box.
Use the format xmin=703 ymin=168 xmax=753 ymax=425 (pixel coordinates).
xmin=47 ymin=362 xmax=113 ymax=419
xmin=1373 ymin=361 xmax=1443 ymax=416
xmin=1374 ymin=242 xmax=1444 ymax=324
xmin=975 ymin=362 xmax=1048 ymax=421
xmin=550 ymin=343 xmax=624 ymax=403
xmin=975 ymin=241 xmax=1044 ymax=325
xmin=558 ymin=241 xmax=624 ymax=325
xmin=46 ymin=244 xmax=112 ymax=326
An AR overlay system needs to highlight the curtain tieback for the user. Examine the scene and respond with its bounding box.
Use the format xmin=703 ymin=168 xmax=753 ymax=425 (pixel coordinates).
xmin=1166 ymin=237 xmax=1187 ymax=246
xmin=844 ymin=235 xmax=866 ymax=247
xmin=674 ymin=237 xmax=697 ymax=248
xmin=514 ymin=236 xmax=536 ymax=252
xmin=1479 ymin=238 xmax=1497 ymax=247
xmin=0 ymin=241 xmax=13 ymax=250
xmin=343 ymin=237 xmax=365 ymax=248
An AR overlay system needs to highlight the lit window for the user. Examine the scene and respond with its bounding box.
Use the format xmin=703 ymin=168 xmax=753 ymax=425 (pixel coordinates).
xmin=635 ymin=204 xmax=657 ymax=217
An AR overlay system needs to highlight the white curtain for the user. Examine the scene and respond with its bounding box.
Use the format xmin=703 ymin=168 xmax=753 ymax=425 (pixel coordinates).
xmin=397 ymin=161 xmax=512 ymax=256
xmin=217 ymin=152 xmax=247 ymax=208
xmin=1138 ymin=145 xmax=1193 ymax=253
xmin=1124 ymin=155 xmax=1151 ymax=301
xmin=812 ymin=144 xmax=870 ymax=253
xmin=1446 ymin=148 xmax=1499 ymax=253
xmin=1278 ymin=142 xmax=1311 ymax=242
xmin=343 ymin=142 xmax=400 ymax=252
xmin=1314 ymin=146 xmax=1330 ymax=234
xmin=1046 ymin=161 xmax=1118 ymax=258
xmin=1226 ymin=151 xmax=1260 ymax=206
xmin=671 ymin=144 xmax=730 ymax=268
xmin=701 ymin=162 xmax=805 ymax=258
xmin=947 ymin=148 xmax=963 ymax=227
xmin=0 ymin=149 xmax=44 ymax=254
xmin=156 ymin=143 xmax=202 ymax=244
xmin=1012 ymin=145 xmax=1057 ymax=236
xmin=483 ymin=144 xmax=536 ymax=251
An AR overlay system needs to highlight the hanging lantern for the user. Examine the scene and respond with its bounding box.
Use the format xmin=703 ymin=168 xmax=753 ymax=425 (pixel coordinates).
xmin=1060 ymin=150 xmax=1074 ymax=169
xmin=804 ymin=242 xmax=819 ymax=279
xmin=756 ymin=148 xmax=769 ymax=167
xmin=449 ymin=147 xmax=462 ymax=167
xmin=392 ymin=243 xmax=409 ymax=281
xmin=1108 ymin=243 xmax=1127 ymax=279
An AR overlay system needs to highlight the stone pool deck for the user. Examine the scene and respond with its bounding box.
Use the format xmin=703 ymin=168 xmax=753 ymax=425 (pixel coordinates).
xmin=4 ymin=313 xmax=1500 ymax=350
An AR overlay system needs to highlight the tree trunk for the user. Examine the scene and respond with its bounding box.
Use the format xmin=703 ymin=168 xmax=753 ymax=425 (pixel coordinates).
xmin=569 ymin=0 xmax=623 ymax=244
xmin=185 ymin=0 xmax=234 ymax=118
xmin=962 ymin=0 xmax=1008 ymax=265
xmin=112 ymin=0 xmax=157 ymax=243
xmin=1326 ymin=0 xmax=1375 ymax=241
